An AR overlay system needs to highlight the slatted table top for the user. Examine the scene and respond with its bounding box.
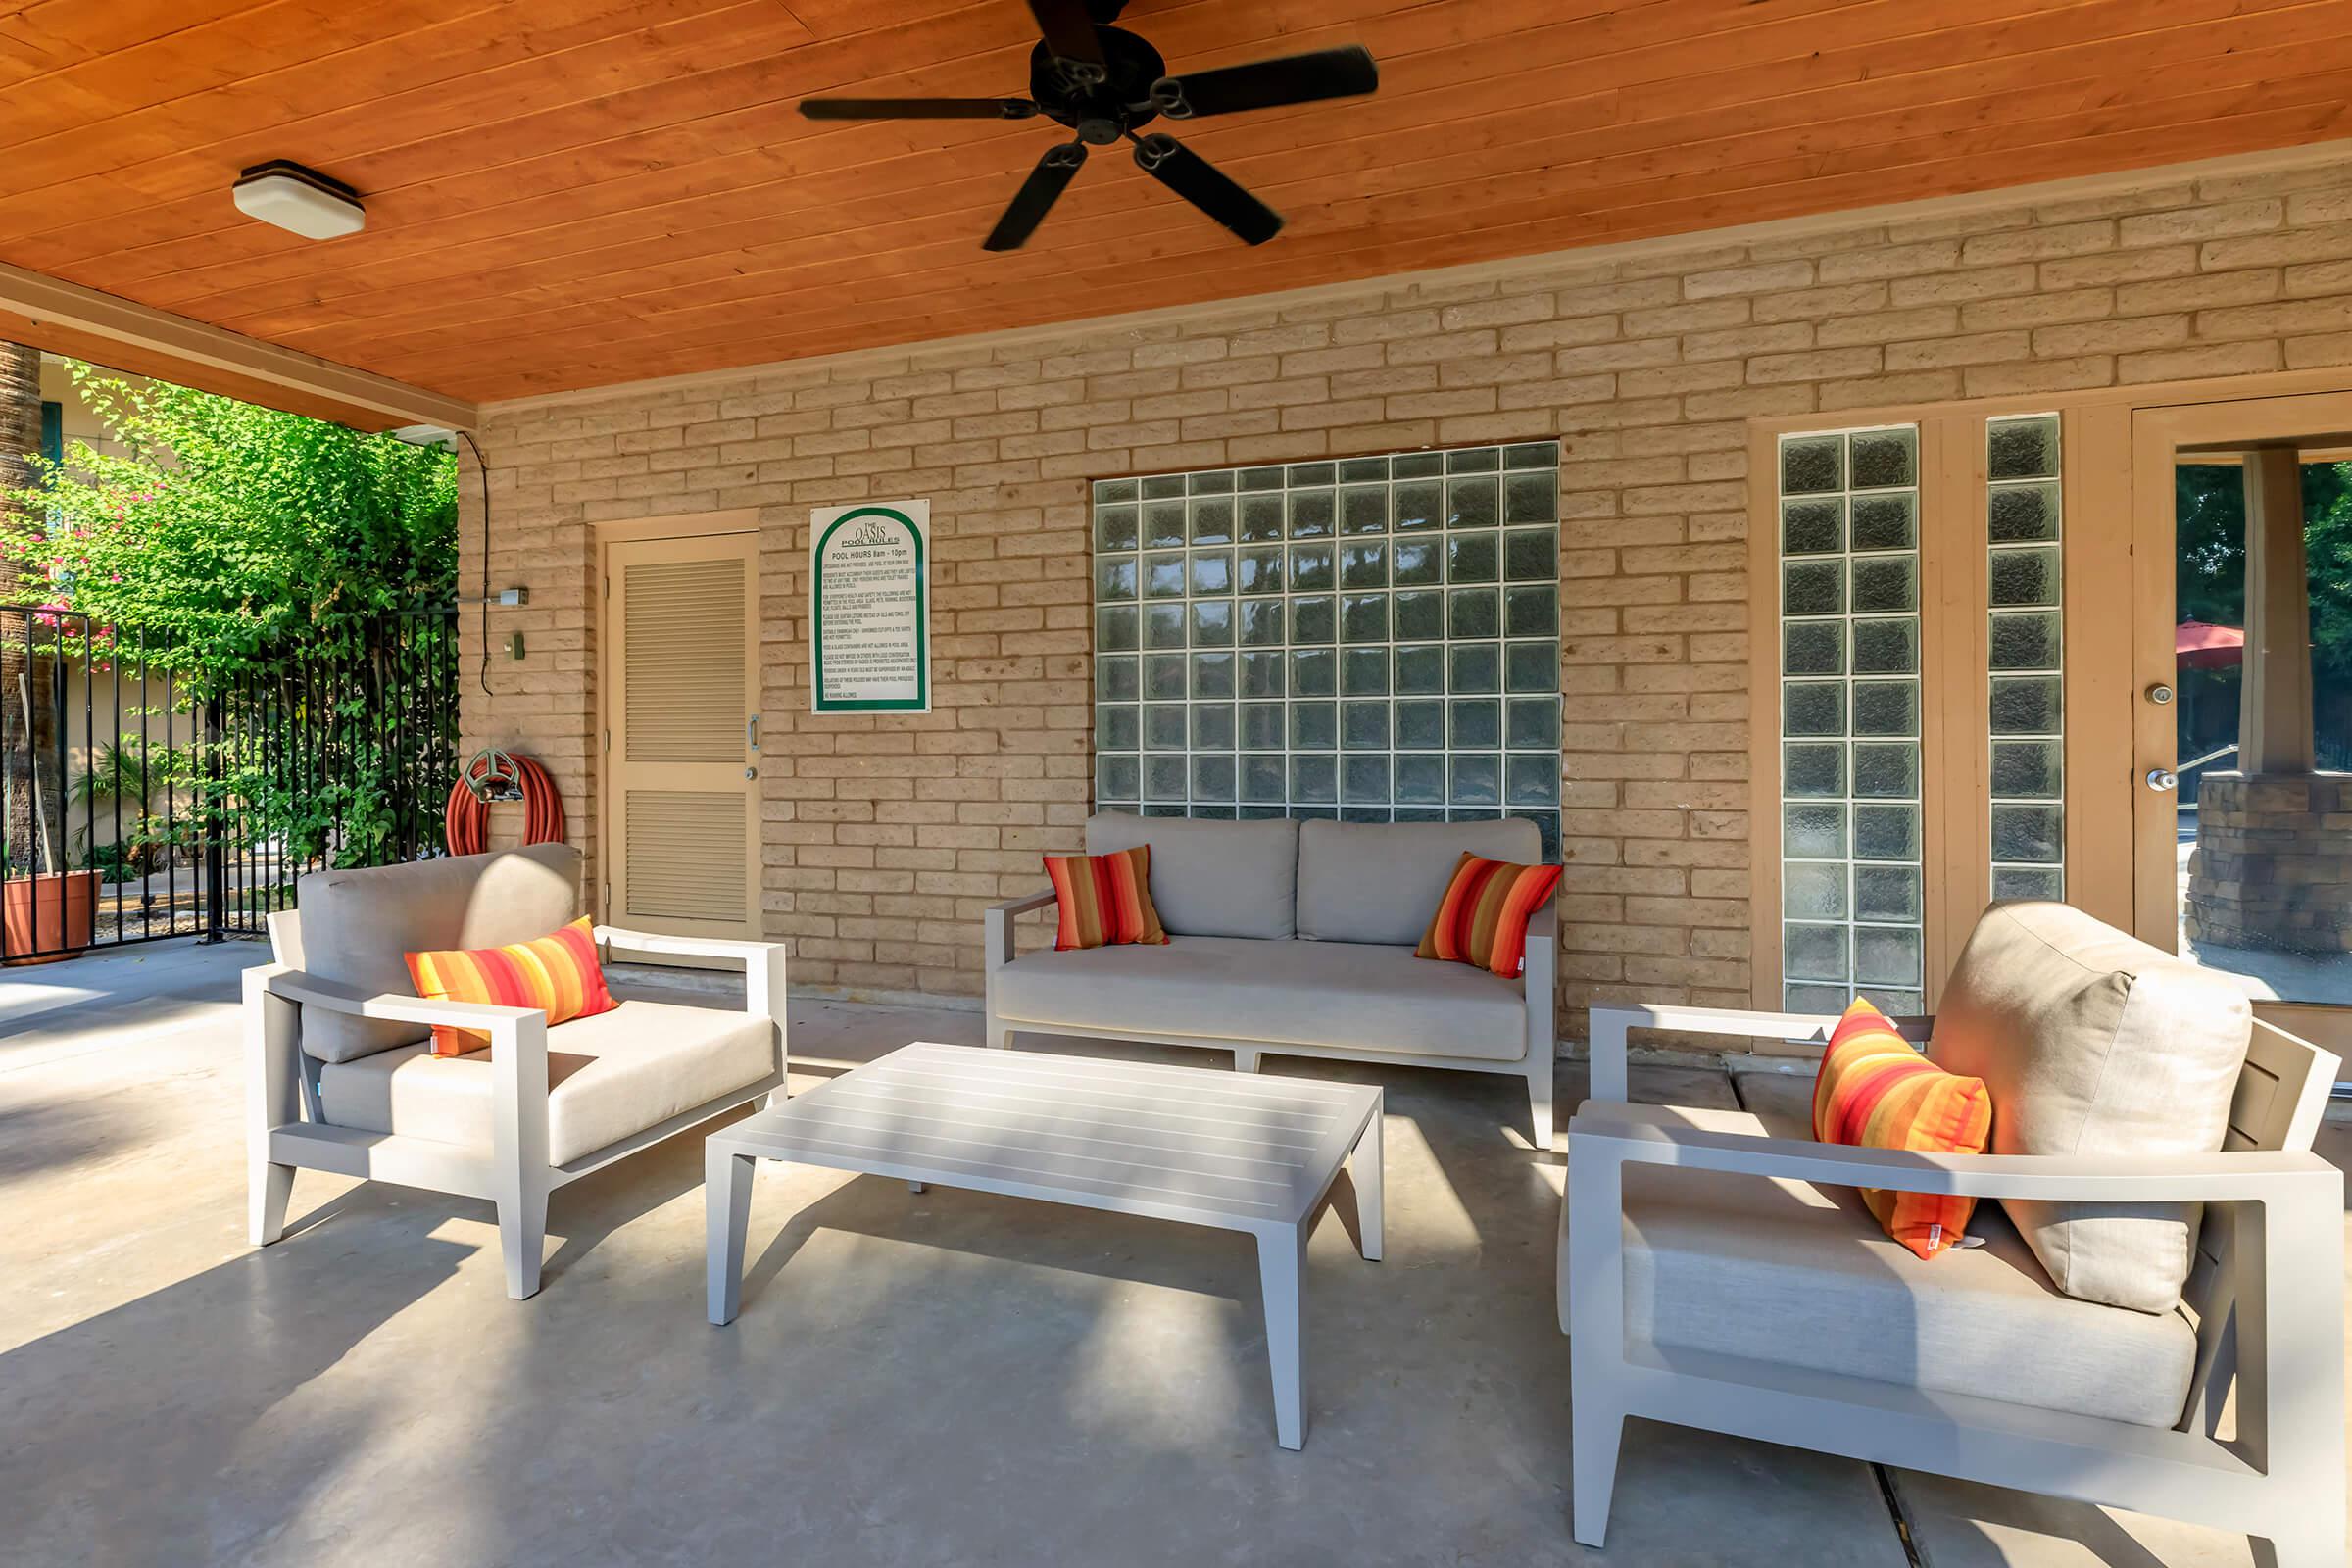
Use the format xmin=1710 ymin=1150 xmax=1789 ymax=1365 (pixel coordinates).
xmin=710 ymin=1043 xmax=1383 ymax=1233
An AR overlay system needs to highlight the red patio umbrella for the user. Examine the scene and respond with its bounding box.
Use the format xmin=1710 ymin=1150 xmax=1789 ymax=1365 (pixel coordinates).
xmin=2175 ymin=618 xmax=2244 ymax=670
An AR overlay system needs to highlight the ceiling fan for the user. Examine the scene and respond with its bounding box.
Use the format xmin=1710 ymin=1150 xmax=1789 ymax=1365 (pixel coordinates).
xmin=798 ymin=0 xmax=1378 ymax=251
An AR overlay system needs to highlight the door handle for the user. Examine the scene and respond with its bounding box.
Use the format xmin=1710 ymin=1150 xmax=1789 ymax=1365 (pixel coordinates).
xmin=747 ymin=714 xmax=760 ymax=753
xmin=2146 ymin=768 xmax=2179 ymax=792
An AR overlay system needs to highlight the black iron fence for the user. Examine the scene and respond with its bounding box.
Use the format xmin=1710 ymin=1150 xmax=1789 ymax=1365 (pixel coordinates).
xmin=0 ymin=604 xmax=458 ymax=963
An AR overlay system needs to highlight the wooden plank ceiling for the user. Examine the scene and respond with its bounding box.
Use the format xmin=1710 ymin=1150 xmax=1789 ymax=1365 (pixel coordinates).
xmin=4 ymin=0 xmax=2352 ymax=408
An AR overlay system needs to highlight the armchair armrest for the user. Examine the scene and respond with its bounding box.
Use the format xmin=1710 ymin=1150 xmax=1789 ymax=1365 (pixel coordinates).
xmin=1569 ymin=1102 xmax=2340 ymax=1204
xmin=985 ymin=889 xmax=1057 ymax=970
xmin=258 ymin=964 xmax=551 ymax=1174
xmin=1525 ymin=903 xmax=1557 ymax=1054
xmin=1584 ymin=1002 xmax=1930 ymax=1103
xmin=594 ymin=925 xmax=788 ymax=1075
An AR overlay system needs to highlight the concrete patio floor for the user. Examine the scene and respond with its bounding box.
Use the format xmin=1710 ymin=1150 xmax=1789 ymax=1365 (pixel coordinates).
xmin=3 ymin=941 xmax=2344 ymax=1568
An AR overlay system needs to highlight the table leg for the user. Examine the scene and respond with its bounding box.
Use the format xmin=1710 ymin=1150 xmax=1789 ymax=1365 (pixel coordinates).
xmin=1255 ymin=1225 xmax=1306 ymax=1450
xmin=707 ymin=1144 xmax=755 ymax=1326
xmin=1348 ymin=1095 xmax=1383 ymax=1263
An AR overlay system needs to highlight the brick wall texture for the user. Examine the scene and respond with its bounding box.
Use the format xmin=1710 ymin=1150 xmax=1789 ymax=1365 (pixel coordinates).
xmin=460 ymin=155 xmax=2352 ymax=1036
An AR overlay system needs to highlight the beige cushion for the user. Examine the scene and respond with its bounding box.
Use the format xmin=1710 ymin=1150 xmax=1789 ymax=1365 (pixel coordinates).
xmin=1571 ymin=1105 xmax=2197 ymax=1429
xmin=295 ymin=845 xmax=582 ymax=1063
xmin=992 ymin=934 xmax=1527 ymax=1060
xmin=1295 ymin=817 xmax=1543 ymax=947
xmin=1084 ymin=812 xmax=1298 ymax=940
xmin=1928 ymin=901 xmax=2252 ymax=1313
xmin=318 ymin=999 xmax=774 ymax=1165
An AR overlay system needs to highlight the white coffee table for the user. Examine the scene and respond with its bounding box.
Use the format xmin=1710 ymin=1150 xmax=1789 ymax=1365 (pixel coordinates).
xmin=704 ymin=1041 xmax=1384 ymax=1449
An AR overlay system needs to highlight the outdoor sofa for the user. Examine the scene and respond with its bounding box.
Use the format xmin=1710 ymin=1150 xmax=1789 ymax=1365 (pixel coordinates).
xmin=983 ymin=812 xmax=1559 ymax=1146
xmin=1562 ymin=900 xmax=2344 ymax=1566
xmin=245 ymin=845 xmax=787 ymax=1298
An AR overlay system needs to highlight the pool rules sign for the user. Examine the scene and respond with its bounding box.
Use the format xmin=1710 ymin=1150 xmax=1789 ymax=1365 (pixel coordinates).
xmin=810 ymin=500 xmax=931 ymax=713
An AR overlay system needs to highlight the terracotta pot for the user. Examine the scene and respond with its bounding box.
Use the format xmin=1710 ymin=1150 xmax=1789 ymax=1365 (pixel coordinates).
xmin=3 ymin=870 xmax=100 ymax=965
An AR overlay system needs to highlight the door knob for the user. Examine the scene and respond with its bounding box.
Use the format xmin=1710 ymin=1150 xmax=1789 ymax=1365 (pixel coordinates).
xmin=745 ymin=766 xmax=759 ymax=781
xmin=2146 ymin=768 xmax=2179 ymax=792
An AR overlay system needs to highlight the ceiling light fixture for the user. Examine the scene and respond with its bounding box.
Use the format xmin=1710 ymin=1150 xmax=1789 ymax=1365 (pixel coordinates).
xmin=231 ymin=160 xmax=365 ymax=240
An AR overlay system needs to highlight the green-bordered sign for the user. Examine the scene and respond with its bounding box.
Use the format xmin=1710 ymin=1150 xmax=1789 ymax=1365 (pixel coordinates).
xmin=810 ymin=500 xmax=930 ymax=712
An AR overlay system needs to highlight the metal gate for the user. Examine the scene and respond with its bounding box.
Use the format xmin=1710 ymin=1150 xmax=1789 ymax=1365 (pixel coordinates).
xmin=0 ymin=604 xmax=458 ymax=962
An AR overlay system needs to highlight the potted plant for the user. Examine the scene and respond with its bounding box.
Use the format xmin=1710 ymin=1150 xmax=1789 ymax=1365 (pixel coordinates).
xmin=3 ymin=667 xmax=99 ymax=965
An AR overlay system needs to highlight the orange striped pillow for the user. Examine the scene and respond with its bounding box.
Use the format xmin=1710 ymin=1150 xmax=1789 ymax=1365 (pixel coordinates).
xmin=1043 ymin=846 xmax=1169 ymax=951
xmin=1812 ymin=998 xmax=1993 ymax=1259
xmin=1414 ymin=853 xmax=1562 ymax=978
xmin=405 ymin=916 xmax=617 ymax=1057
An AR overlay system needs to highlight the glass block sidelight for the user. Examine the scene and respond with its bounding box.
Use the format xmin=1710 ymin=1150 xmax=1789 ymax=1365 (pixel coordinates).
xmin=1092 ymin=443 xmax=1562 ymax=858
xmin=1778 ymin=425 xmax=1925 ymax=1016
xmin=1986 ymin=414 xmax=2064 ymax=903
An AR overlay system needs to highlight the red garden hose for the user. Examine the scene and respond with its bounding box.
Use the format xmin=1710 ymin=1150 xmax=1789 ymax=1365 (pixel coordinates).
xmin=443 ymin=751 xmax=564 ymax=857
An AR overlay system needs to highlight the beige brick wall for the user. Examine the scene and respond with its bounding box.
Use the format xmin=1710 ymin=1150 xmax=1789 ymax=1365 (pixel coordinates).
xmin=460 ymin=155 xmax=2352 ymax=1035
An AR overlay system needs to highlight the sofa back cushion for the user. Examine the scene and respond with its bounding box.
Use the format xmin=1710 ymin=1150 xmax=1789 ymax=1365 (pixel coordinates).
xmin=1297 ymin=817 xmax=1542 ymax=947
xmin=295 ymin=844 xmax=583 ymax=1062
xmin=1084 ymin=813 xmax=1298 ymax=939
xmin=1927 ymin=900 xmax=2252 ymax=1312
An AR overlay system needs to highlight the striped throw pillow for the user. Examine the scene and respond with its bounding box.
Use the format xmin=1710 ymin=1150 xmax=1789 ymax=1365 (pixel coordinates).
xmin=405 ymin=916 xmax=617 ymax=1057
xmin=1812 ymin=998 xmax=1993 ymax=1260
xmin=1414 ymin=853 xmax=1562 ymax=978
xmin=1043 ymin=846 xmax=1169 ymax=951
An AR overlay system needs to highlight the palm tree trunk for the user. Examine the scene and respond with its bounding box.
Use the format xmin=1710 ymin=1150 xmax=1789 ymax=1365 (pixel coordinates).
xmin=0 ymin=340 xmax=50 ymax=874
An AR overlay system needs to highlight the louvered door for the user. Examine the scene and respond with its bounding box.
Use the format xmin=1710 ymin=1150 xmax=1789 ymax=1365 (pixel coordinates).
xmin=604 ymin=531 xmax=760 ymax=940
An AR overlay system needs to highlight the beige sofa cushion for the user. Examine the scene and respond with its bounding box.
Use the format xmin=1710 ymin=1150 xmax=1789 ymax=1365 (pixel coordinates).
xmin=1928 ymin=901 xmax=2252 ymax=1313
xmin=295 ymin=845 xmax=582 ymax=1063
xmin=1085 ymin=812 xmax=1298 ymax=940
xmin=992 ymin=934 xmax=1527 ymax=1061
xmin=1569 ymin=1105 xmax=2197 ymax=1429
xmin=318 ymin=999 xmax=774 ymax=1165
xmin=1295 ymin=816 xmax=1542 ymax=947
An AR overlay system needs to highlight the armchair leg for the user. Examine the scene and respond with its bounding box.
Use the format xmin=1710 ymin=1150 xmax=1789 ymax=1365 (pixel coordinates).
xmin=1234 ymin=1047 xmax=1260 ymax=1074
xmin=1570 ymin=1396 xmax=1623 ymax=1549
xmin=498 ymin=1186 xmax=550 ymax=1300
xmin=1527 ymin=1051 xmax=1556 ymax=1152
xmin=985 ymin=1011 xmax=1013 ymax=1051
xmin=249 ymin=1158 xmax=294 ymax=1247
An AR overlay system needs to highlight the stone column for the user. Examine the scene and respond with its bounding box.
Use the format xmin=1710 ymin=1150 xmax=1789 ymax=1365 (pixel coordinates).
xmin=2239 ymin=444 xmax=2315 ymax=774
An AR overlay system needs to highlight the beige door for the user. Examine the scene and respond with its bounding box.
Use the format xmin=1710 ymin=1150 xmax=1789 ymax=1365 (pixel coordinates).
xmin=602 ymin=530 xmax=760 ymax=940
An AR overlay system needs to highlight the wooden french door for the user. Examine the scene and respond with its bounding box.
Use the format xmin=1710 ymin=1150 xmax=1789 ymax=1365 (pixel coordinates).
xmin=1755 ymin=406 xmax=2133 ymax=1013
xmin=600 ymin=527 xmax=760 ymax=941
xmin=1758 ymin=386 xmax=2352 ymax=1053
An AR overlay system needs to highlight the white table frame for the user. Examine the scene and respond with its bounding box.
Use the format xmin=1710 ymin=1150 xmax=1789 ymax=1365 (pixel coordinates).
xmin=704 ymin=1043 xmax=1384 ymax=1450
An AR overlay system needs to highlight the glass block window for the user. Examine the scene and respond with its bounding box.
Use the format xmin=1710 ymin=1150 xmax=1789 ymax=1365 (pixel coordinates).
xmin=1778 ymin=425 xmax=1925 ymax=1016
xmin=1092 ymin=442 xmax=1563 ymax=859
xmin=1985 ymin=414 xmax=2064 ymax=902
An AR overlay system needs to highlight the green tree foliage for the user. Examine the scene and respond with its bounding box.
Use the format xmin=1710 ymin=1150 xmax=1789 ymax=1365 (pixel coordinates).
xmin=1 ymin=364 xmax=458 ymax=871
xmin=0 ymin=362 xmax=455 ymax=674
xmin=2175 ymin=461 xmax=2352 ymax=684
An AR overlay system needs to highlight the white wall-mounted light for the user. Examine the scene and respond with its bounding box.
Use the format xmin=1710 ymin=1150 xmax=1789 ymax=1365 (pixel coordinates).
xmin=231 ymin=161 xmax=365 ymax=240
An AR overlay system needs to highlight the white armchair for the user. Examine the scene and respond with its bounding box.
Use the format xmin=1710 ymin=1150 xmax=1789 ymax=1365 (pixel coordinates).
xmin=247 ymin=847 xmax=787 ymax=1298
xmin=1563 ymin=979 xmax=2343 ymax=1566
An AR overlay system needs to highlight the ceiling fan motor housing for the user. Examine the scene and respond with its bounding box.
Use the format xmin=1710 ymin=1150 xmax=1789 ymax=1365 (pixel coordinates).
xmin=1029 ymin=26 xmax=1164 ymax=144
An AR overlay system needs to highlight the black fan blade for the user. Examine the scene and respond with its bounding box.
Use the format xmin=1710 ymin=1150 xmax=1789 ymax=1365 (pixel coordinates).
xmin=1132 ymin=134 xmax=1281 ymax=245
xmin=984 ymin=142 xmax=1088 ymax=251
xmin=1149 ymin=45 xmax=1378 ymax=119
xmin=799 ymin=97 xmax=1038 ymax=121
xmin=1027 ymin=0 xmax=1105 ymax=67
